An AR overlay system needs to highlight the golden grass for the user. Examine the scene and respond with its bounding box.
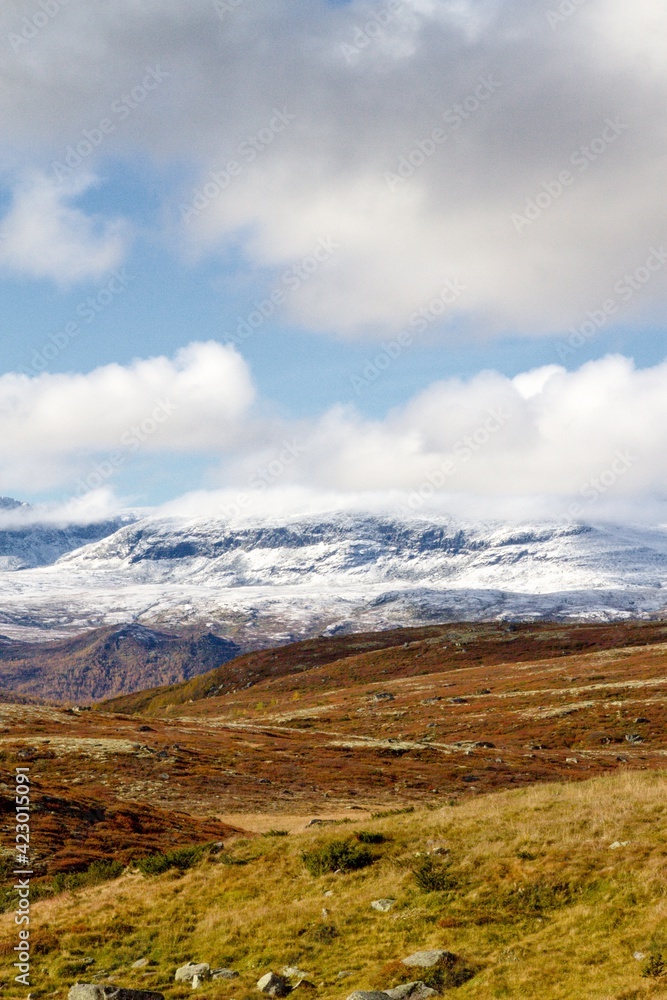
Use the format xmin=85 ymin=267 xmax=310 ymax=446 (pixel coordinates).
xmin=3 ymin=771 xmax=667 ymax=1000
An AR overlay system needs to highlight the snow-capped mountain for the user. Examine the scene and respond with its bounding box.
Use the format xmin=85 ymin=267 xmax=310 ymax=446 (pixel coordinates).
xmin=0 ymin=498 xmax=131 ymax=570
xmin=0 ymin=510 xmax=666 ymax=644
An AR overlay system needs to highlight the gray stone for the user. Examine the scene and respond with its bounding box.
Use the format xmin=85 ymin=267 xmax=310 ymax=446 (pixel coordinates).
xmin=257 ymin=973 xmax=292 ymax=996
xmin=384 ymin=983 xmax=437 ymax=1000
xmin=174 ymin=964 xmax=211 ymax=983
xmin=282 ymin=968 xmax=307 ymax=979
xmin=211 ymin=969 xmax=239 ymax=980
xmin=131 ymin=960 xmax=149 ymax=970
xmin=401 ymin=951 xmax=457 ymax=969
xmin=69 ymin=987 xmax=164 ymax=1000
xmin=370 ymin=899 xmax=396 ymax=912
xmin=346 ymin=993 xmax=389 ymax=1000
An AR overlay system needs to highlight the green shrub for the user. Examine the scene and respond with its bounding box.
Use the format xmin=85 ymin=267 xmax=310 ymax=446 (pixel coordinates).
xmin=50 ymin=858 xmax=124 ymax=894
xmin=263 ymin=829 xmax=289 ymax=837
xmin=412 ymin=856 xmax=457 ymax=892
xmin=302 ymin=838 xmax=375 ymax=875
xmin=641 ymin=952 xmax=666 ymax=978
xmin=356 ymin=831 xmax=386 ymax=844
xmin=135 ymin=844 xmax=204 ymax=876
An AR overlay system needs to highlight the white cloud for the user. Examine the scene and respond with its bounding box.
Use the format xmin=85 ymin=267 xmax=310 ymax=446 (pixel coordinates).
xmin=0 ymin=341 xmax=255 ymax=491
xmin=224 ymin=355 xmax=667 ymax=502
xmin=0 ymin=172 xmax=129 ymax=284
xmin=1 ymin=0 xmax=667 ymax=334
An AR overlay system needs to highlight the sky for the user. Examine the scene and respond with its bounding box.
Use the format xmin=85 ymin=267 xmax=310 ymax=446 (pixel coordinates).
xmin=0 ymin=0 xmax=666 ymax=519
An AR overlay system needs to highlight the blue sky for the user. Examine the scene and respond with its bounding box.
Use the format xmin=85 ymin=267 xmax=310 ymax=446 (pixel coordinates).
xmin=0 ymin=0 xmax=666 ymax=511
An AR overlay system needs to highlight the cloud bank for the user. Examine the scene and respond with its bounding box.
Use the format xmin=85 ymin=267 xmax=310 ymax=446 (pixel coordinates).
xmin=1 ymin=0 xmax=667 ymax=334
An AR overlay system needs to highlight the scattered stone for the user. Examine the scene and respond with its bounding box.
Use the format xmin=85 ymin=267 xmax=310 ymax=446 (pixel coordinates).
xmin=131 ymin=959 xmax=150 ymax=970
xmin=292 ymin=981 xmax=316 ymax=992
xmin=461 ymin=775 xmax=479 ymax=783
xmin=372 ymin=692 xmax=395 ymax=702
xmin=257 ymin=972 xmax=292 ymax=997
xmin=191 ymin=976 xmax=202 ymax=990
xmin=212 ymin=970 xmax=239 ymax=980
xmin=384 ymin=982 xmax=437 ymax=1000
xmin=474 ymin=741 xmax=496 ymax=749
xmin=337 ymin=972 xmax=353 ymax=979
xmin=616 ymin=756 xmax=629 ymax=762
xmin=449 ymin=697 xmax=468 ymax=704
xmin=625 ymin=734 xmax=643 ymax=744
xmin=371 ymin=898 xmax=396 ymax=912
xmin=634 ymin=952 xmax=646 ymax=960
xmin=610 ymin=841 xmax=630 ymax=850
xmin=565 ymin=758 xmax=578 ymax=764
xmin=323 ymin=890 xmax=334 ymax=897
xmin=402 ymin=951 xmax=457 ymax=969
xmin=346 ymin=993 xmax=390 ymax=1000
xmin=282 ymin=968 xmax=307 ymax=980
xmin=69 ymin=987 xmax=164 ymax=1000
xmin=175 ymin=963 xmax=211 ymax=983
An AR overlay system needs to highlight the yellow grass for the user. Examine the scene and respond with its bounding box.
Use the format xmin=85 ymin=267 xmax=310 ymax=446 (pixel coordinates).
xmin=3 ymin=771 xmax=667 ymax=1000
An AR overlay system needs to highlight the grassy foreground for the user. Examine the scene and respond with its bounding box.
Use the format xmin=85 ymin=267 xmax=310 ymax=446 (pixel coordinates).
xmin=3 ymin=771 xmax=667 ymax=1000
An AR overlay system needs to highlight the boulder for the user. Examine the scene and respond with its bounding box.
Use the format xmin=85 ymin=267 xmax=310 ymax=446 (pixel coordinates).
xmin=370 ymin=899 xmax=396 ymax=912
xmin=384 ymin=983 xmax=437 ymax=1000
xmin=211 ymin=969 xmax=239 ymax=980
xmin=69 ymin=987 xmax=163 ymax=1000
xmin=401 ymin=951 xmax=457 ymax=969
xmin=174 ymin=964 xmax=211 ymax=983
xmin=257 ymin=972 xmax=292 ymax=997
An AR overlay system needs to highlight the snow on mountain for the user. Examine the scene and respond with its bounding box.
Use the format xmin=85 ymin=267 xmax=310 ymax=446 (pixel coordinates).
xmin=0 ymin=510 xmax=666 ymax=643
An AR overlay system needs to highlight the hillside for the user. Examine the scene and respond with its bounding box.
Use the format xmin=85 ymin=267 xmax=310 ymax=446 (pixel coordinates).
xmin=0 ymin=624 xmax=240 ymax=702
xmin=2 ymin=771 xmax=667 ymax=999
xmin=3 ymin=512 xmax=667 ymax=643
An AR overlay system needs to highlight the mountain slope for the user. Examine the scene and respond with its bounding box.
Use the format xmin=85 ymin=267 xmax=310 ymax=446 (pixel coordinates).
xmin=0 ymin=624 xmax=240 ymax=702
xmin=1 ymin=512 xmax=667 ymax=642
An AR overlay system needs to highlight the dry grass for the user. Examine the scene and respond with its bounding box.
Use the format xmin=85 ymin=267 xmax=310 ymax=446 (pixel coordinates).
xmin=3 ymin=770 xmax=667 ymax=1000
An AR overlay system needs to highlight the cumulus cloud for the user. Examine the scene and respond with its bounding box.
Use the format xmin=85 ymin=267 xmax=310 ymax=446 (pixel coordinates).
xmin=224 ymin=355 xmax=667 ymax=504
xmin=0 ymin=172 xmax=129 ymax=283
xmin=2 ymin=0 xmax=666 ymax=334
xmin=0 ymin=341 xmax=255 ymax=491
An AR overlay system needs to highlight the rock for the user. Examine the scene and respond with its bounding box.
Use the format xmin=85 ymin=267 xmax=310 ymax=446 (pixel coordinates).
xmin=131 ymin=960 xmax=149 ymax=970
xmin=634 ymin=718 xmax=650 ymax=725
xmin=174 ymin=963 xmax=211 ymax=983
xmin=610 ymin=841 xmax=630 ymax=849
xmin=282 ymin=968 xmax=307 ymax=980
xmin=291 ymin=981 xmax=316 ymax=992
xmin=346 ymin=993 xmax=389 ymax=1000
xmin=384 ymin=983 xmax=437 ymax=1000
xmin=337 ymin=972 xmax=352 ymax=979
xmin=69 ymin=987 xmax=164 ymax=1000
xmin=372 ymin=692 xmax=395 ymax=702
xmin=257 ymin=972 xmax=292 ymax=996
xmin=191 ymin=976 xmax=202 ymax=990
xmin=625 ymin=734 xmax=643 ymax=744
xmin=634 ymin=951 xmax=646 ymax=960
xmin=371 ymin=898 xmax=396 ymax=912
xmin=474 ymin=741 xmax=496 ymax=749
xmin=449 ymin=697 xmax=468 ymax=704
xmin=212 ymin=970 xmax=239 ymax=980
xmin=401 ymin=950 xmax=457 ymax=969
